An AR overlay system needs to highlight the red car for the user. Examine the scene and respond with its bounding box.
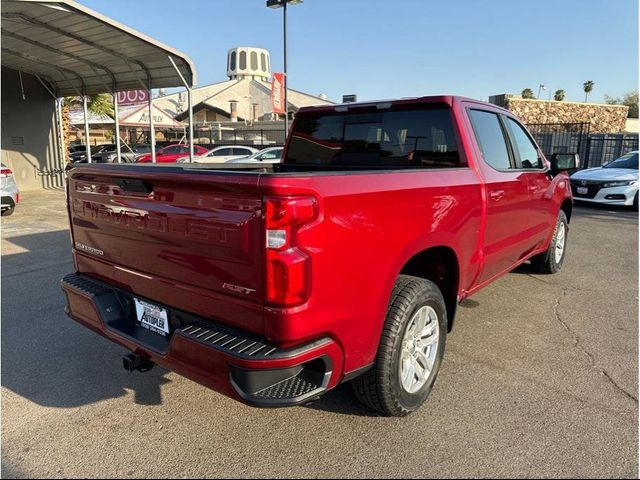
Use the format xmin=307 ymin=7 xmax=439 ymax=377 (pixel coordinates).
xmin=136 ymin=144 xmax=209 ymax=163
xmin=62 ymin=96 xmax=574 ymax=416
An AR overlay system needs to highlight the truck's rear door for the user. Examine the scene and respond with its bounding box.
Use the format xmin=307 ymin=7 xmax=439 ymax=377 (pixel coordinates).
xmin=67 ymin=164 xmax=265 ymax=335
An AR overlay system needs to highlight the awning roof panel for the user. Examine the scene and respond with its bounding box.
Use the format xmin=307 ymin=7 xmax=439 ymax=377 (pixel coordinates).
xmin=1 ymin=0 xmax=197 ymax=96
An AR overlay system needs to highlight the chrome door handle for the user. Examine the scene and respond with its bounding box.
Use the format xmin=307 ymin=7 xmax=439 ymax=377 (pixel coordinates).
xmin=489 ymin=190 xmax=505 ymax=201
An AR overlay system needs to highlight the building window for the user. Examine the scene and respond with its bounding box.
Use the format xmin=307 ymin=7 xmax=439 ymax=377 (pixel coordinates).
xmin=230 ymin=51 xmax=236 ymax=70
xmin=239 ymin=51 xmax=246 ymax=70
xmin=261 ymin=53 xmax=266 ymax=72
xmin=251 ymin=51 xmax=258 ymax=70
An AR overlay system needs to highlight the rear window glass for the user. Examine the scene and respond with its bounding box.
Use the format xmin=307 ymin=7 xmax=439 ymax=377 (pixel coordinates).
xmin=285 ymin=106 xmax=463 ymax=168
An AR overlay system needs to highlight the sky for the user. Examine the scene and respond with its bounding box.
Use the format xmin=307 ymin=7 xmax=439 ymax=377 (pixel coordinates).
xmin=81 ymin=0 xmax=638 ymax=104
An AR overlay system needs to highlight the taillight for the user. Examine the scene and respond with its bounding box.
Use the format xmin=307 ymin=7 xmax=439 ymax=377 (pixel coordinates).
xmin=0 ymin=168 xmax=13 ymax=178
xmin=264 ymin=196 xmax=317 ymax=307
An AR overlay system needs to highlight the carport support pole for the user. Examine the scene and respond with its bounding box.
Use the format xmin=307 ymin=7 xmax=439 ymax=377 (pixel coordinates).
xmin=113 ymin=91 xmax=121 ymax=163
xmin=83 ymin=95 xmax=91 ymax=163
xmin=168 ymin=56 xmax=194 ymax=163
xmin=148 ymin=88 xmax=156 ymax=163
xmin=188 ymin=87 xmax=194 ymax=163
xmin=34 ymin=75 xmax=67 ymax=165
xmin=56 ymin=99 xmax=66 ymax=163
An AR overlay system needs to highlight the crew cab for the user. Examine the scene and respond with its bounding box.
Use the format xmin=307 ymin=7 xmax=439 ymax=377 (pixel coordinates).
xmin=61 ymin=96 xmax=574 ymax=416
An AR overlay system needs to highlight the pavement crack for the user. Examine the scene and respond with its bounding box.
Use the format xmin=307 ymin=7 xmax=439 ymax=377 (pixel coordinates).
xmin=553 ymin=288 xmax=638 ymax=404
xmin=525 ymin=273 xmax=552 ymax=284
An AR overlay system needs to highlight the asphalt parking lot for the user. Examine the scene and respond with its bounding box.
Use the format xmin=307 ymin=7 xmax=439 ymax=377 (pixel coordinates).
xmin=1 ymin=189 xmax=638 ymax=478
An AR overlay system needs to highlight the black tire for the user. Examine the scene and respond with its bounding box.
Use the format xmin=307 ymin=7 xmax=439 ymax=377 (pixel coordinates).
xmin=351 ymin=275 xmax=447 ymax=417
xmin=1 ymin=207 xmax=15 ymax=217
xmin=530 ymin=210 xmax=568 ymax=274
xmin=633 ymin=192 xmax=638 ymax=209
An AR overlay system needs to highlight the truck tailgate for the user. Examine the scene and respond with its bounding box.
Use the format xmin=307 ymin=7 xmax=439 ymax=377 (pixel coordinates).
xmin=67 ymin=165 xmax=265 ymax=335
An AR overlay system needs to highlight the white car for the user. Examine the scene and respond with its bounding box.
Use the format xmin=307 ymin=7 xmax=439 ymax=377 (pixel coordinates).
xmin=176 ymin=146 xmax=258 ymax=164
xmin=227 ymin=147 xmax=283 ymax=164
xmin=570 ymin=151 xmax=639 ymax=207
xmin=1 ymin=163 xmax=19 ymax=216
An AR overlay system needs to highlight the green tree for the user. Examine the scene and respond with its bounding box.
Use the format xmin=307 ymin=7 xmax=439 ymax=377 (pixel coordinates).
xmin=554 ymin=89 xmax=566 ymax=101
xmin=521 ymin=88 xmax=535 ymax=99
xmin=583 ymin=81 xmax=595 ymax=102
xmin=605 ymin=90 xmax=639 ymax=118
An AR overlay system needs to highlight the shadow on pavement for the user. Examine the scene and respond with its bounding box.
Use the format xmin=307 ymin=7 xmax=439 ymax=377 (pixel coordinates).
xmin=302 ymin=383 xmax=382 ymax=417
xmin=2 ymin=230 xmax=171 ymax=409
xmin=573 ymin=201 xmax=638 ymax=222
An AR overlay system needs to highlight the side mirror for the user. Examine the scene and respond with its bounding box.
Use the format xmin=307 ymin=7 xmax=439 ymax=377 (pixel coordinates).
xmin=550 ymin=153 xmax=579 ymax=174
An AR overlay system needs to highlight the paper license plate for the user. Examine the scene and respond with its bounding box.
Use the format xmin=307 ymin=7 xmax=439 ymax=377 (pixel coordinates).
xmin=134 ymin=298 xmax=170 ymax=337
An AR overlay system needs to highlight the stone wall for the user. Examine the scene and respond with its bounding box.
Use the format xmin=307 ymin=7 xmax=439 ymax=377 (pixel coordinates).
xmin=501 ymin=97 xmax=629 ymax=133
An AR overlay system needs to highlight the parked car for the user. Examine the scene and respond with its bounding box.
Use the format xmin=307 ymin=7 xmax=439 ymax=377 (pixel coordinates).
xmin=62 ymin=96 xmax=574 ymax=416
xmin=570 ymin=151 xmax=638 ymax=207
xmin=70 ymin=144 xmax=112 ymax=163
xmin=227 ymin=147 xmax=283 ymax=164
xmin=68 ymin=145 xmax=87 ymax=154
xmin=87 ymin=144 xmax=156 ymax=163
xmin=129 ymin=144 xmax=155 ymax=162
xmin=176 ymin=145 xmax=259 ymax=163
xmin=1 ymin=163 xmax=19 ymax=216
xmin=136 ymin=144 xmax=209 ymax=163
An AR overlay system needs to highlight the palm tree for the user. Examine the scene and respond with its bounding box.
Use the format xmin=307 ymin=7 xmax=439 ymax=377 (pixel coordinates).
xmin=521 ymin=88 xmax=535 ymax=99
xmin=583 ymin=81 xmax=595 ymax=102
xmin=554 ymin=89 xmax=566 ymax=101
xmin=61 ymin=94 xmax=115 ymax=158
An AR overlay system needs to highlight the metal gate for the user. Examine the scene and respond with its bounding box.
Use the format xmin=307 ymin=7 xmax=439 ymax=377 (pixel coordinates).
xmin=583 ymin=135 xmax=639 ymax=168
xmin=526 ymin=122 xmax=590 ymax=161
xmin=526 ymin=122 xmax=638 ymax=169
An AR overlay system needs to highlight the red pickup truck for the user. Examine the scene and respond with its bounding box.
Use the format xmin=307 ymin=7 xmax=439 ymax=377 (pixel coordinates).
xmin=61 ymin=96 xmax=574 ymax=416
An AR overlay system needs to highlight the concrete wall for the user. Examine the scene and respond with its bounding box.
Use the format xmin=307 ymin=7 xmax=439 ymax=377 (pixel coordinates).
xmin=1 ymin=67 xmax=64 ymax=190
xmin=490 ymin=94 xmax=629 ymax=133
xmin=625 ymin=118 xmax=639 ymax=133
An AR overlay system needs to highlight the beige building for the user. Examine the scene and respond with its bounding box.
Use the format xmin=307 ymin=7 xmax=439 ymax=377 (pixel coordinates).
xmin=155 ymin=47 xmax=334 ymax=126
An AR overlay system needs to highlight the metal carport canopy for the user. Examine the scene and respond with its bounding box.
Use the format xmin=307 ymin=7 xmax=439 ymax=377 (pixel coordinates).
xmin=1 ymin=0 xmax=197 ymax=95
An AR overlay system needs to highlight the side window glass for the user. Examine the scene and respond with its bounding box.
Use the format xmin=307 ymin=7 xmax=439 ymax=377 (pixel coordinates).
xmin=468 ymin=110 xmax=512 ymax=170
xmin=505 ymin=117 xmax=542 ymax=169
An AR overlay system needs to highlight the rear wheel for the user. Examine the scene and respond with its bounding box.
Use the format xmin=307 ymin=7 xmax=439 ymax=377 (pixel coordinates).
xmin=1 ymin=207 xmax=14 ymax=216
xmin=531 ymin=210 xmax=568 ymax=274
xmin=351 ymin=275 xmax=447 ymax=417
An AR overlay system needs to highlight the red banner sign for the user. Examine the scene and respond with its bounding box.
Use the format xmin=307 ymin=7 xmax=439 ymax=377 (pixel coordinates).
xmin=272 ymin=73 xmax=286 ymax=115
xmin=116 ymin=90 xmax=149 ymax=105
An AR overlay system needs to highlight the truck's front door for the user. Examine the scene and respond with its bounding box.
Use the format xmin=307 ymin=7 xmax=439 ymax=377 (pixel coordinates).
xmin=466 ymin=108 xmax=534 ymax=284
xmin=502 ymin=115 xmax=555 ymax=251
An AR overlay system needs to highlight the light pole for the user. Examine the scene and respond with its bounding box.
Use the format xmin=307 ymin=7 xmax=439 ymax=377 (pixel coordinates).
xmin=267 ymin=0 xmax=302 ymax=140
xmin=537 ymin=84 xmax=546 ymax=100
